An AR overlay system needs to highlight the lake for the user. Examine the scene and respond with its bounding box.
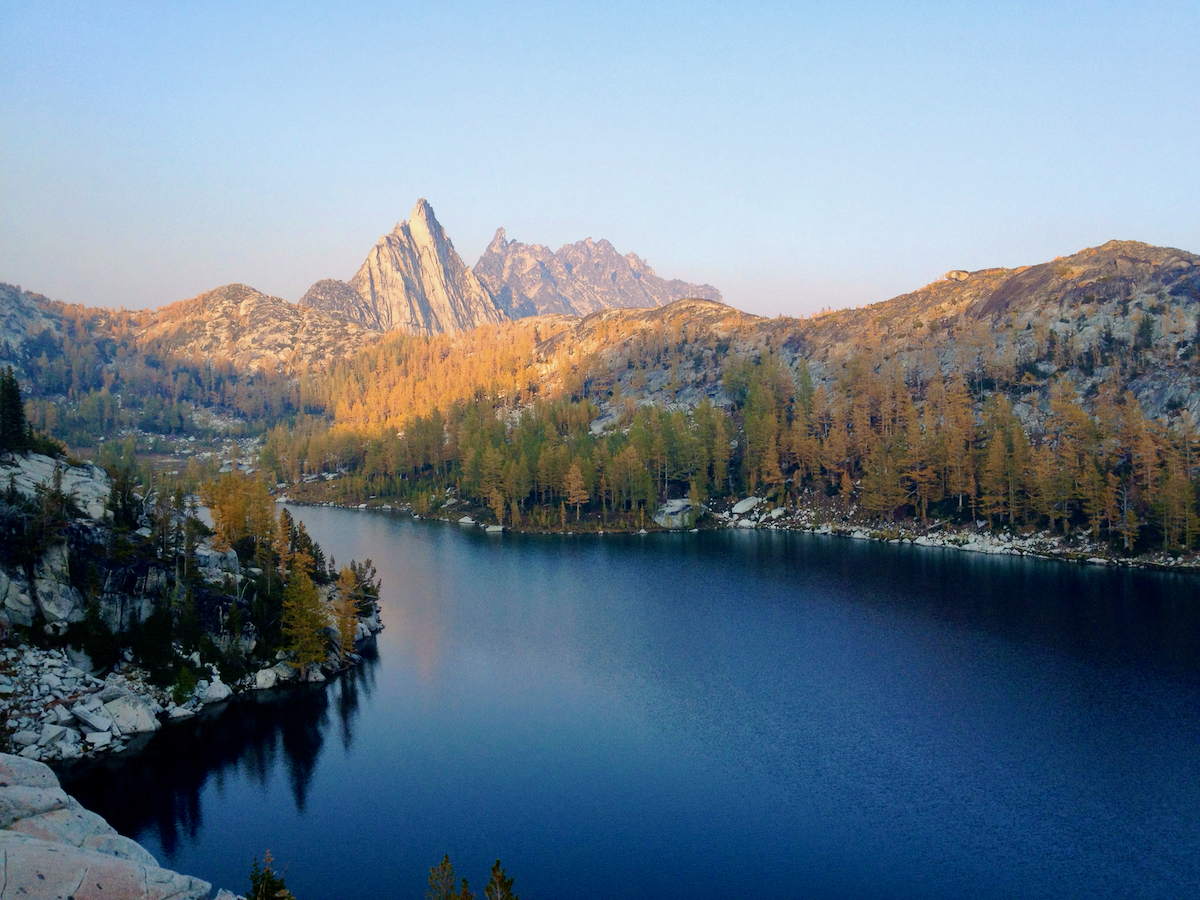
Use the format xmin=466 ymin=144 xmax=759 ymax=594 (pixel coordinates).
xmin=62 ymin=508 xmax=1200 ymax=899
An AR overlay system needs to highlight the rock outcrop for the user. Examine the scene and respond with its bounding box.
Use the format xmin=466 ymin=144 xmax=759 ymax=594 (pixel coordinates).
xmin=0 ymin=752 xmax=217 ymax=899
xmin=138 ymin=283 xmax=379 ymax=374
xmin=0 ymin=285 xmax=59 ymax=385
xmin=475 ymin=228 xmax=723 ymax=318
xmin=297 ymin=278 xmax=369 ymax=323
xmin=1 ymin=452 xmax=111 ymax=523
xmin=303 ymin=199 xmax=505 ymax=335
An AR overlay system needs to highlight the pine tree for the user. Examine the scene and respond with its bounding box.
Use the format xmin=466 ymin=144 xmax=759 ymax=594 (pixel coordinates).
xmin=427 ymin=855 xmax=474 ymax=900
xmin=248 ymin=852 xmax=295 ymax=900
xmin=0 ymin=367 xmax=29 ymax=452
xmin=485 ymin=860 xmax=518 ymax=900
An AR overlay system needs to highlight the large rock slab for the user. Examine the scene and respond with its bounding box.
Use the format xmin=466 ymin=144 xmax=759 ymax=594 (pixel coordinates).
xmin=731 ymin=496 xmax=763 ymax=515
xmin=0 ymin=753 xmax=215 ymax=899
xmin=0 ymin=452 xmax=112 ymax=522
xmin=71 ymin=705 xmax=114 ymax=734
xmin=0 ymin=832 xmax=212 ymax=900
xmin=198 ymin=679 xmax=232 ymax=704
xmin=653 ymin=498 xmax=693 ymax=529
xmin=103 ymin=695 xmax=161 ymax=733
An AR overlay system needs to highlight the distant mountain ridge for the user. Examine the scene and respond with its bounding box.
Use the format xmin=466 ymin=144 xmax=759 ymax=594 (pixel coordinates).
xmin=298 ymin=199 xmax=722 ymax=333
xmin=473 ymin=228 xmax=722 ymax=318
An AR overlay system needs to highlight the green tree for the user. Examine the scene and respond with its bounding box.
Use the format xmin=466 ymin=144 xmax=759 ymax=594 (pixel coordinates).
xmin=428 ymin=855 xmax=474 ymax=900
xmin=485 ymin=860 xmax=518 ymax=900
xmin=248 ymin=852 xmax=296 ymax=900
xmin=0 ymin=366 xmax=29 ymax=452
xmin=281 ymin=552 xmax=328 ymax=673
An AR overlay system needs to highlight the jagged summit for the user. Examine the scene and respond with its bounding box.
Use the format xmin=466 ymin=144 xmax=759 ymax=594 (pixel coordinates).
xmin=474 ymin=229 xmax=723 ymax=318
xmin=300 ymin=199 xmax=504 ymax=335
xmin=300 ymin=203 xmax=725 ymax=331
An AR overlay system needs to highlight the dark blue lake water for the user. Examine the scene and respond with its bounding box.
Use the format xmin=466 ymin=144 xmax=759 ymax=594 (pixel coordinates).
xmin=63 ymin=508 xmax=1200 ymax=899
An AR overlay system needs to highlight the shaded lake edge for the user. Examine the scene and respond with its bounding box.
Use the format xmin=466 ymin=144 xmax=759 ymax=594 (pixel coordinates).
xmin=286 ymin=495 xmax=1200 ymax=575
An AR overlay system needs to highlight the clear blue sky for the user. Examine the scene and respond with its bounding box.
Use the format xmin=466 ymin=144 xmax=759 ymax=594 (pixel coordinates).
xmin=3 ymin=2 xmax=1197 ymax=317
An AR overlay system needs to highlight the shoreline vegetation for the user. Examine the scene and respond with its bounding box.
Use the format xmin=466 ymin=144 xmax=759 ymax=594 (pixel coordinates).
xmin=1 ymin=434 xmax=385 ymax=766
xmin=248 ymin=280 xmax=1200 ymax=575
xmin=276 ymin=483 xmax=1200 ymax=576
xmin=251 ymin=303 xmax=1200 ymax=576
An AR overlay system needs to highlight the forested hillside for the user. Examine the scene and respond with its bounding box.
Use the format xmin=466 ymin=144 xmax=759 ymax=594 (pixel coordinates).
xmin=6 ymin=238 xmax=1200 ymax=556
xmin=256 ymin=240 xmax=1200 ymax=553
xmin=0 ymin=282 xmax=378 ymax=449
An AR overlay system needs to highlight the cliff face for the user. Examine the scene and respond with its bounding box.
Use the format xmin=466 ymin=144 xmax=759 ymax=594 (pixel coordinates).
xmin=0 ymin=452 xmax=172 ymax=636
xmin=474 ymin=228 xmax=723 ymax=318
xmin=306 ymin=199 xmax=505 ymax=335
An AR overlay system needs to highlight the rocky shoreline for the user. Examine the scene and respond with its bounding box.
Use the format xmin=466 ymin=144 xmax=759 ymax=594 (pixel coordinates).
xmin=1 ymin=612 xmax=382 ymax=767
xmin=0 ymin=751 xmax=235 ymax=899
xmin=285 ymin=494 xmax=1200 ymax=574
xmin=708 ymin=495 xmax=1200 ymax=573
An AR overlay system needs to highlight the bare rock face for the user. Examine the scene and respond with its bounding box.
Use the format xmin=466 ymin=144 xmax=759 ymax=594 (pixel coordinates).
xmin=33 ymin=540 xmax=85 ymax=630
xmin=1 ymin=567 xmax=36 ymax=627
xmin=335 ymin=199 xmax=505 ymax=335
xmin=475 ymin=228 xmax=723 ymax=318
xmin=0 ymin=753 xmax=214 ymax=899
xmin=298 ymin=278 xmax=369 ymax=324
xmin=139 ymin=283 xmax=379 ymax=373
xmin=0 ymin=284 xmax=59 ymax=384
xmin=0 ymin=452 xmax=112 ymax=522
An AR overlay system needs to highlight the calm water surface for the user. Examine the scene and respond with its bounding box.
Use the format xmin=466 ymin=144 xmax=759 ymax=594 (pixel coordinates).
xmin=63 ymin=509 xmax=1200 ymax=899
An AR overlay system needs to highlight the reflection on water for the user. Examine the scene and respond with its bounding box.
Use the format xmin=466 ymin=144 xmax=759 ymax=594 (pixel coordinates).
xmin=61 ymin=643 xmax=378 ymax=853
xmin=55 ymin=513 xmax=1200 ymax=900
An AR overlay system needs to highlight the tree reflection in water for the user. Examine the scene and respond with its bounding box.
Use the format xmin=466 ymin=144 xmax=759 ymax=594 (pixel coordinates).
xmin=58 ymin=642 xmax=379 ymax=855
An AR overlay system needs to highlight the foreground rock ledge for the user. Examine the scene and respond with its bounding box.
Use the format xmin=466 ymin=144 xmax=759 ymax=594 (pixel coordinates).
xmin=0 ymin=752 xmax=233 ymax=900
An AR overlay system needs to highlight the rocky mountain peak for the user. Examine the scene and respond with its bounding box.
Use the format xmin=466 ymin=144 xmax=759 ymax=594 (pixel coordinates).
xmin=406 ymin=197 xmax=439 ymax=245
xmin=347 ymin=200 xmax=504 ymax=335
xmin=298 ymin=201 xmax=722 ymax=331
xmin=475 ymin=231 xmax=723 ymax=318
xmin=300 ymin=200 xmax=505 ymax=335
xmin=486 ymin=227 xmax=509 ymax=254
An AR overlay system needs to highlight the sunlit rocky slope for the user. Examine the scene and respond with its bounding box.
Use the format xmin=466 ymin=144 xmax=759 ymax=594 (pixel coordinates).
xmin=3 ymin=237 xmax=1198 ymax=443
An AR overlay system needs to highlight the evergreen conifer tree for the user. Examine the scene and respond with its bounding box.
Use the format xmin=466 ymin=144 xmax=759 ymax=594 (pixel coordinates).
xmin=485 ymin=860 xmax=517 ymax=900
xmin=0 ymin=367 xmax=29 ymax=452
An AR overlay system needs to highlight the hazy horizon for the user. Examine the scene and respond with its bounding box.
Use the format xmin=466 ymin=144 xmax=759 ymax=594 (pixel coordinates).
xmin=3 ymin=2 xmax=1197 ymax=318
